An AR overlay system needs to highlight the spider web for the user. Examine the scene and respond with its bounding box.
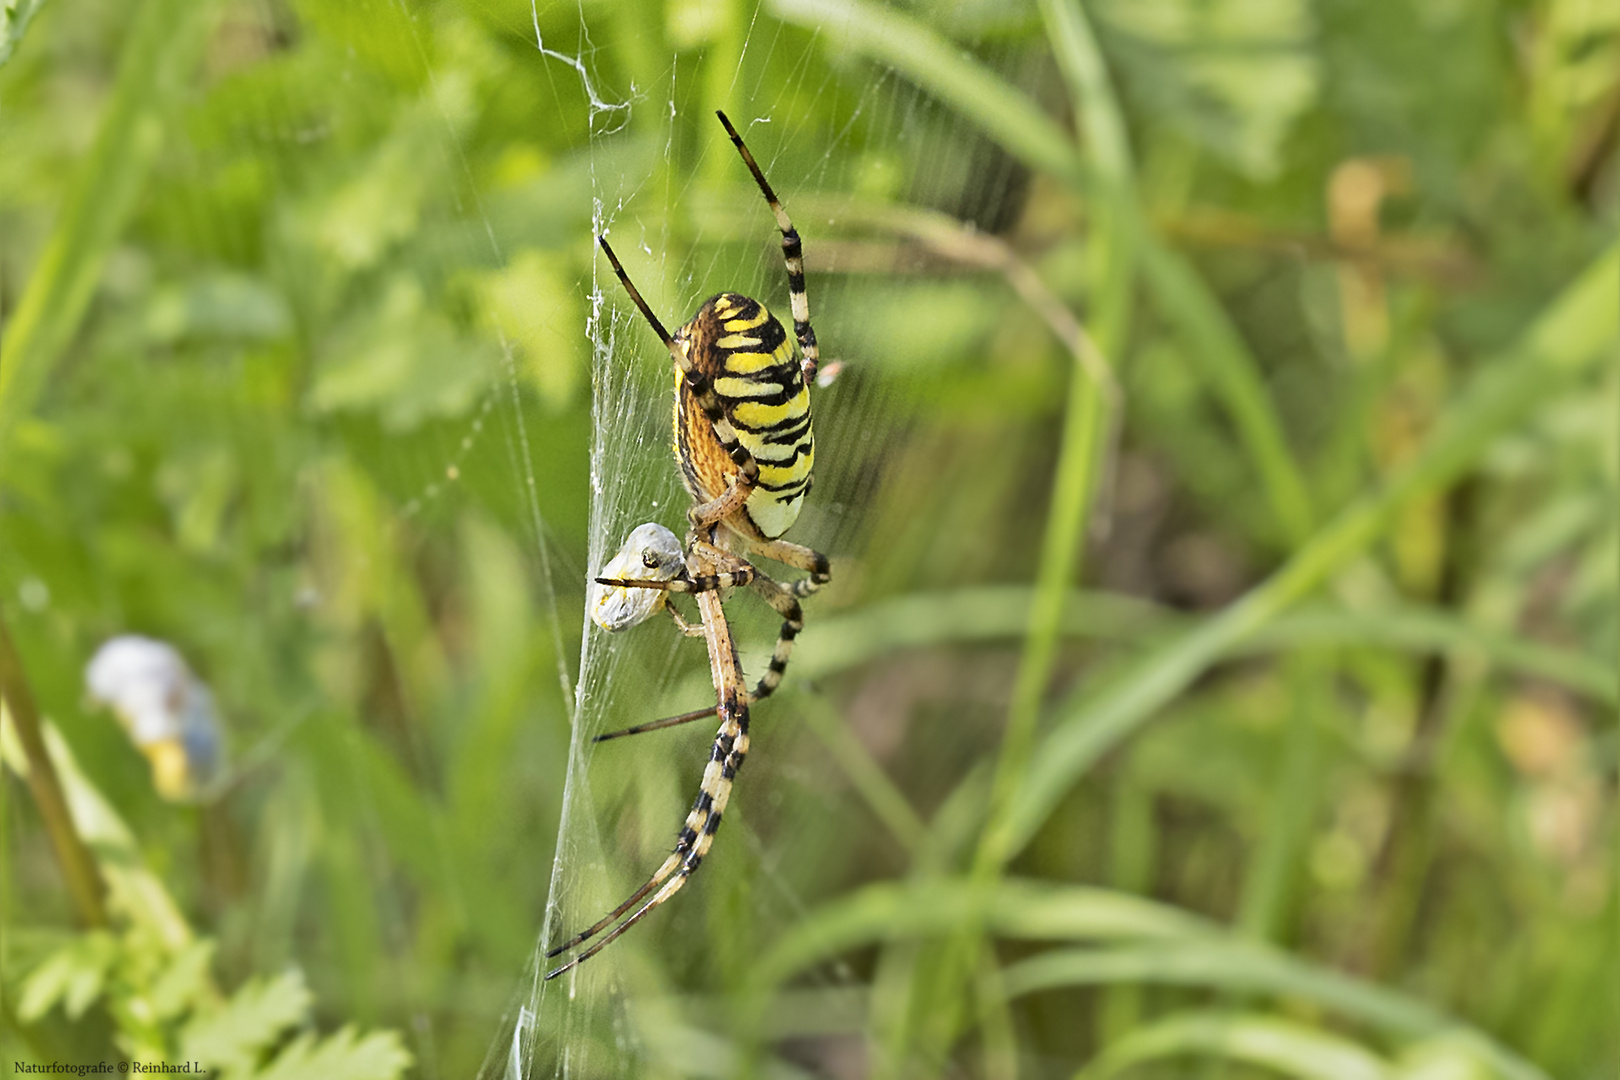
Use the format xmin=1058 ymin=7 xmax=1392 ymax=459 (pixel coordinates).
xmin=475 ymin=5 xmax=1070 ymax=1076
xmin=476 ymin=10 xmax=906 ymax=1078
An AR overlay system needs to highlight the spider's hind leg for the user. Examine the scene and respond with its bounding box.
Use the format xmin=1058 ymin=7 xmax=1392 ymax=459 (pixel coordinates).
xmin=738 ymin=571 xmax=805 ymax=707
xmin=548 ymin=576 xmax=752 ymax=980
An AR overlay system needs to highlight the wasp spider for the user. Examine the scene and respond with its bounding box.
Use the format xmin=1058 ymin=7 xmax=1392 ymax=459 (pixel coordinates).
xmin=545 ymin=112 xmax=830 ymax=980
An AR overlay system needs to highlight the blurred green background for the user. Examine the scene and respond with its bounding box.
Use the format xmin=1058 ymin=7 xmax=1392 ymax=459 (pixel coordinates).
xmin=1 ymin=0 xmax=1615 ymax=1077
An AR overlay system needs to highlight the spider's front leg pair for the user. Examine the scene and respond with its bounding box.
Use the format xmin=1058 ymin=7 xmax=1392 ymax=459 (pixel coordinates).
xmin=592 ymin=526 xmax=754 ymax=627
xmin=589 ymin=528 xmax=822 ymax=743
xmin=547 ymin=529 xmax=752 ymax=981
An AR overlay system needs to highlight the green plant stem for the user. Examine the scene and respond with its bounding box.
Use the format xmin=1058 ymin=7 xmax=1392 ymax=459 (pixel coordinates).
xmin=0 ymin=610 xmax=107 ymax=927
xmin=978 ymin=0 xmax=1133 ymax=867
xmin=985 ymin=333 xmax=1115 ymax=852
xmin=1235 ymin=653 xmax=1328 ymax=942
xmin=1074 ymin=1011 xmax=1394 ymax=1080
xmin=1099 ymin=774 xmax=1154 ymax=1043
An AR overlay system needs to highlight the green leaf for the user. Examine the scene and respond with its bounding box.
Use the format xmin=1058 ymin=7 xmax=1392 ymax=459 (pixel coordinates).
xmin=0 ymin=0 xmax=48 ymax=68
xmin=148 ymin=940 xmax=218 ymax=1023
xmin=753 ymin=877 xmax=1216 ymax=991
xmin=310 ymin=276 xmax=499 ymax=430
xmin=250 ymin=1026 xmax=412 ymax=1080
xmin=180 ymin=970 xmax=313 ymax=1076
xmin=18 ymin=930 xmax=119 ymax=1021
xmin=1393 ymin=1035 xmax=1502 ymax=1080
xmin=1077 ymin=1011 xmax=1390 ymax=1080
xmin=472 ymin=249 xmax=584 ymax=411
xmin=142 ymin=274 xmax=293 ymax=345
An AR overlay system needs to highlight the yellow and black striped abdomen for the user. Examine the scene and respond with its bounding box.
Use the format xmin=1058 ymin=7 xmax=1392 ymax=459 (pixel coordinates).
xmin=674 ymin=292 xmax=813 ymax=541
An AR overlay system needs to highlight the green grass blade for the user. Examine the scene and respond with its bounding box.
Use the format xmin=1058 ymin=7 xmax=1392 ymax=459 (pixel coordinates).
xmin=767 ymin=0 xmax=1083 ymax=184
xmin=1234 ymin=652 xmax=1330 ymax=942
xmin=1074 ymin=1011 xmax=1392 ymax=1080
xmin=0 ymin=0 xmax=218 ymax=468
xmin=1137 ymin=239 xmax=1317 ymax=543
xmin=1005 ymin=947 xmax=1549 ymax=1080
xmin=1005 ymin=944 xmax=1446 ymax=1037
xmin=986 ymin=0 xmax=1130 ymax=865
xmin=991 ymin=242 xmax=1619 ymax=859
xmin=1039 ymin=0 xmax=1133 ymax=181
xmin=789 ymin=587 xmax=1615 ymax=705
xmin=1239 ymin=609 xmax=1616 ymax=702
xmin=752 ymin=877 xmax=1215 ymax=991
xmin=749 ymin=883 xmax=1550 ymax=1080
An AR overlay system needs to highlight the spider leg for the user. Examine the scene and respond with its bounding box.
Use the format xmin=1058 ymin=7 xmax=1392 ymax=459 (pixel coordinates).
xmin=664 ymin=603 xmax=704 ymax=638
xmin=592 ymin=570 xmax=805 ymax=743
xmin=545 ymin=869 xmax=687 ymax=979
xmin=716 ymin=111 xmax=820 ymax=382
xmin=594 ymin=562 xmax=753 ymax=594
xmin=546 ymin=696 xmax=748 ymax=977
xmin=593 ymin=705 xmax=715 ymax=743
xmin=742 ymin=573 xmax=804 ymax=705
xmin=751 ymin=537 xmax=832 ymax=597
xmin=687 ymin=478 xmax=754 ymax=531
xmin=547 ymin=551 xmax=751 ymax=979
xmin=544 ymin=850 xmax=685 ymax=966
